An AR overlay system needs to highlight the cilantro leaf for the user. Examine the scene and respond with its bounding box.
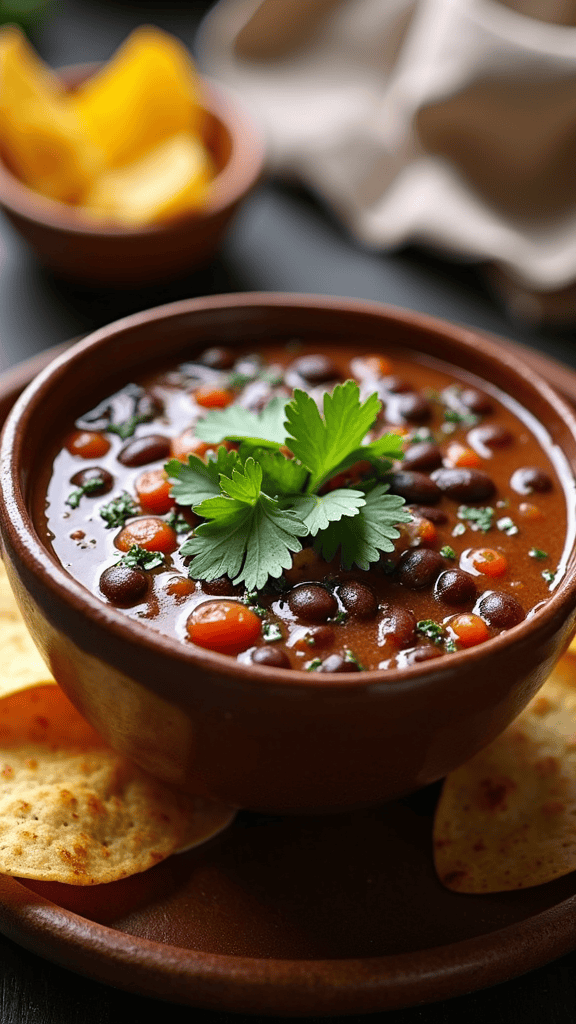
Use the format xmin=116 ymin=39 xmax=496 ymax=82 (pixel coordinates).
xmin=326 ymin=431 xmax=405 ymax=481
xmin=166 ymin=447 xmax=240 ymax=507
xmin=181 ymin=458 xmax=308 ymax=591
xmin=313 ymin=484 xmax=410 ymax=569
xmin=219 ymin=458 xmax=264 ymax=503
xmin=290 ymin=489 xmax=365 ymax=536
xmin=195 ymin=397 xmax=288 ymax=448
xmin=248 ymin=448 xmax=309 ymax=496
xmin=284 ymin=382 xmax=381 ymax=492
xmin=119 ymin=545 xmax=164 ymax=570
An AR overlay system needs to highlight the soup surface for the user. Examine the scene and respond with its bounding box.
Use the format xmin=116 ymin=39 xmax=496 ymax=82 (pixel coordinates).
xmin=37 ymin=342 xmax=572 ymax=672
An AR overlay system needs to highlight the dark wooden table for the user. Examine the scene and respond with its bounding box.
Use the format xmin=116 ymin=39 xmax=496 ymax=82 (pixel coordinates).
xmin=1 ymin=2 xmax=576 ymax=1021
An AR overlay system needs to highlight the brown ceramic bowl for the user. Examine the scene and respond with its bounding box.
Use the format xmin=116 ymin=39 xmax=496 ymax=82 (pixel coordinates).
xmin=2 ymin=293 xmax=576 ymax=814
xmin=0 ymin=66 xmax=264 ymax=287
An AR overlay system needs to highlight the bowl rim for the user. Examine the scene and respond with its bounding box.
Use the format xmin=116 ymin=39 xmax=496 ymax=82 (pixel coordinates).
xmin=2 ymin=291 xmax=576 ymax=693
xmin=0 ymin=66 xmax=265 ymax=235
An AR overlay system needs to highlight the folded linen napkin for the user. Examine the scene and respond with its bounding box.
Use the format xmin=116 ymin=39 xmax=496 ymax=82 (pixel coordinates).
xmin=197 ymin=0 xmax=576 ymax=324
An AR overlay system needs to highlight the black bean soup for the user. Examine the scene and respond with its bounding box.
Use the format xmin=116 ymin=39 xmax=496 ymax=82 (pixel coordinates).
xmin=36 ymin=343 xmax=573 ymax=673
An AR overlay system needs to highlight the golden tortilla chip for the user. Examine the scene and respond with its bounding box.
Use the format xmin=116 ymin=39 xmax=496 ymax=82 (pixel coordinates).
xmin=0 ymin=561 xmax=55 ymax=698
xmin=434 ymin=653 xmax=576 ymax=893
xmin=0 ymin=684 xmax=235 ymax=885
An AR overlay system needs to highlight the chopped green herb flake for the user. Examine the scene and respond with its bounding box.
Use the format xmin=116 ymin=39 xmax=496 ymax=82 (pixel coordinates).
xmin=542 ymin=569 xmax=556 ymax=584
xmin=262 ymin=622 xmax=283 ymax=642
xmin=445 ymin=639 xmax=458 ymax=654
xmin=165 ymin=509 xmax=191 ymax=533
xmin=119 ymin=545 xmax=164 ymax=571
xmin=458 ymin=505 xmax=494 ymax=532
xmin=496 ymin=516 xmax=518 ymax=536
xmin=410 ymin=429 xmax=434 ymax=444
xmin=99 ymin=492 xmax=138 ymax=528
xmin=416 ymin=620 xmax=445 ymax=645
xmin=443 ymin=408 xmax=479 ymax=426
xmin=440 ymin=545 xmax=456 ymax=559
xmin=244 ymin=592 xmax=267 ymax=617
xmin=344 ymin=649 xmax=364 ymax=670
xmin=529 ymin=548 xmax=548 ymax=560
xmin=66 ymin=476 xmax=104 ymax=509
xmin=306 ymin=658 xmax=323 ymax=671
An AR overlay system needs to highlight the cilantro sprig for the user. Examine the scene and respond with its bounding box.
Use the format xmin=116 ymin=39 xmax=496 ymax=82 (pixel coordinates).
xmin=118 ymin=545 xmax=164 ymax=570
xmin=167 ymin=381 xmax=411 ymax=590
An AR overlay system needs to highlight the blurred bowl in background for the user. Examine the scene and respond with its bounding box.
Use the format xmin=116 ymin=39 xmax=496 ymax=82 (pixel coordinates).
xmin=0 ymin=65 xmax=265 ymax=288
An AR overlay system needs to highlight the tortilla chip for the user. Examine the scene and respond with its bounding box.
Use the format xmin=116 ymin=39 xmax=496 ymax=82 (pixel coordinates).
xmin=0 ymin=561 xmax=55 ymax=698
xmin=0 ymin=684 xmax=234 ymax=884
xmin=434 ymin=653 xmax=576 ymax=893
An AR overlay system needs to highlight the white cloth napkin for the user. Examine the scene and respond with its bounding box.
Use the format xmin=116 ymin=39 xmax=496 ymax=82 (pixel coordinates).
xmin=197 ymin=0 xmax=576 ymax=324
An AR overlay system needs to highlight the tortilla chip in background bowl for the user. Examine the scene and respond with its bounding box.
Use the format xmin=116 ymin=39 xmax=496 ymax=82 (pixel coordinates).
xmin=0 ymin=560 xmax=234 ymax=885
xmin=434 ymin=651 xmax=576 ymax=894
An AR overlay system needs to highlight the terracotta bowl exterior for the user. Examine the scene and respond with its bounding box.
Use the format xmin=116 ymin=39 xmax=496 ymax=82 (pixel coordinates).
xmin=0 ymin=68 xmax=264 ymax=287
xmin=2 ymin=293 xmax=576 ymax=814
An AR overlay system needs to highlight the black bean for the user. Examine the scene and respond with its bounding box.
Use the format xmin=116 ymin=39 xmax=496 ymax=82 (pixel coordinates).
xmin=70 ymin=466 xmax=113 ymax=495
xmin=304 ymin=625 xmax=335 ymax=649
xmin=397 ymin=645 xmax=443 ymax=667
xmin=408 ymin=505 xmax=448 ymax=525
xmin=337 ymin=581 xmax=378 ymax=619
xmin=430 ymin=467 xmax=496 ymax=502
xmin=435 ymin=569 xmax=477 ymax=606
xmin=316 ymin=654 xmax=361 ymax=673
xmin=387 ymin=393 xmax=431 ymax=423
xmin=198 ymin=346 xmax=235 ymax=370
xmin=287 ymin=584 xmax=338 ymax=622
xmin=388 ymin=471 xmax=441 ymax=504
xmin=468 ymin=425 xmax=513 ymax=450
xmin=397 ymin=549 xmax=445 ymax=589
xmin=460 ymin=389 xmax=494 ymax=415
xmin=510 ymin=468 xmax=552 ymax=495
xmin=402 ymin=442 xmax=443 ymax=471
xmin=76 ymin=383 xmax=161 ymax=433
xmin=202 ymin=576 xmax=244 ymax=597
xmin=251 ymin=646 xmax=291 ymax=668
xmin=99 ymin=565 xmax=148 ymax=606
xmin=118 ymin=434 xmax=171 ymax=467
xmin=477 ymin=591 xmax=525 ymax=628
xmin=288 ymin=355 xmax=340 ymax=384
xmin=378 ymin=604 xmax=417 ymax=647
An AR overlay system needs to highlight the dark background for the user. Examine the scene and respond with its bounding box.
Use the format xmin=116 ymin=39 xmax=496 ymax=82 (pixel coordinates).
xmin=1 ymin=2 xmax=576 ymax=1022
